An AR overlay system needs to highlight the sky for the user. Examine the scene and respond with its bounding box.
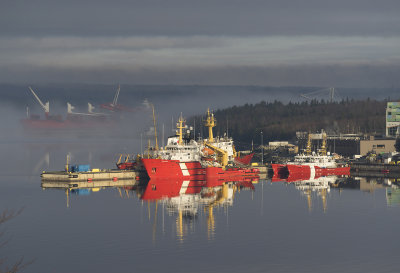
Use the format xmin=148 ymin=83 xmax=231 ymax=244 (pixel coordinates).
xmin=1 ymin=0 xmax=399 ymax=87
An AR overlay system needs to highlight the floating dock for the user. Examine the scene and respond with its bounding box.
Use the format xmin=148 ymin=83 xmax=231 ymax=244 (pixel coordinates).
xmin=41 ymin=169 xmax=141 ymax=182
xmin=350 ymin=163 xmax=400 ymax=173
xmin=41 ymin=178 xmax=138 ymax=190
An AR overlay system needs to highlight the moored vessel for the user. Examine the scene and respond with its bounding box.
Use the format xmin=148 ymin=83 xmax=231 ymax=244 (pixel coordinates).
xmin=120 ymin=109 xmax=259 ymax=180
xmin=271 ymin=132 xmax=350 ymax=180
xmin=21 ymin=86 xmax=114 ymax=131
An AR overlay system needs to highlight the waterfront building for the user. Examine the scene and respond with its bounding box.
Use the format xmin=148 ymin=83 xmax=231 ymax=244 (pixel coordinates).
xmin=386 ymin=102 xmax=400 ymax=137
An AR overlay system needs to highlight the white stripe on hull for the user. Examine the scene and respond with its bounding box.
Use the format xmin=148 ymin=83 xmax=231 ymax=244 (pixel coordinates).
xmin=310 ymin=166 xmax=315 ymax=180
xmin=179 ymin=162 xmax=190 ymax=176
xmin=180 ymin=180 xmax=190 ymax=194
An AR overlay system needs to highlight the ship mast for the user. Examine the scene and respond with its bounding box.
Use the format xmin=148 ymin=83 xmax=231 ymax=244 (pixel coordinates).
xmin=205 ymin=108 xmax=216 ymax=143
xmin=305 ymin=132 xmax=312 ymax=155
xmin=320 ymin=131 xmax=327 ymax=156
xmin=151 ymin=104 xmax=159 ymax=150
xmin=176 ymin=114 xmax=185 ymax=145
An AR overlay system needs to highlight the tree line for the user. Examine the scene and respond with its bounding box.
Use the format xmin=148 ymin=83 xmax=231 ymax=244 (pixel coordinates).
xmin=191 ymin=98 xmax=389 ymax=147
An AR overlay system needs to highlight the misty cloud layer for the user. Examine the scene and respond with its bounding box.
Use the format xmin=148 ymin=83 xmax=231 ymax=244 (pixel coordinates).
xmin=1 ymin=0 xmax=400 ymax=86
xmin=2 ymin=0 xmax=400 ymax=37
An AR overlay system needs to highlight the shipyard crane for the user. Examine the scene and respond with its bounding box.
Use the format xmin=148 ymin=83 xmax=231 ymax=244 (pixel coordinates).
xmin=300 ymin=87 xmax=336 ymax=103
xmin=28 ymin=86 xmax=50 ymax=118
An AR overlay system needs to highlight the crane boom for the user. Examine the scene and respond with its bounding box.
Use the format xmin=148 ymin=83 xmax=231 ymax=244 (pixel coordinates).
xmin=204 ymin=142 xmax=228 ymax=167
xmin=28 ymin=86 xmax=49 ymax=113
xmin=112 ymin=84 xmax=120 ymax=106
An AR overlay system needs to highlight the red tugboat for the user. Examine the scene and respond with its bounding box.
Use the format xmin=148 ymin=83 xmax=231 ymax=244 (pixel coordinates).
xmin=120 ymin=109 xmax=258 ymax=180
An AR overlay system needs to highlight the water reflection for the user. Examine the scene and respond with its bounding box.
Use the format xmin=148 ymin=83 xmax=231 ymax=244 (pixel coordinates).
xmin=272 ymin=173 xmax=400 ymax=211
xmin=41 ymin=172 xmax=400 ymax=243
xmin=41 ymin=177 xmax=256 ymax=241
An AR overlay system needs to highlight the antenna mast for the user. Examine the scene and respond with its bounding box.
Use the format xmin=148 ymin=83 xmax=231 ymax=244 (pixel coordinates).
xmin=151 ymin=104 xmax=159 ymax=150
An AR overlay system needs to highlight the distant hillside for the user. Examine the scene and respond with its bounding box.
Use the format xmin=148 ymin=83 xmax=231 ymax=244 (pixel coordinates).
xmin=192 ymin=99 xmax=388 ymax=145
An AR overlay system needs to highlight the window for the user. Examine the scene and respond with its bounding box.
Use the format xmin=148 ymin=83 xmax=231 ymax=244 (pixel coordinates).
xmin=152 ymin=168 xmax=156 ymax=173
xmin=377 ymin=144 xmax=385 ymax=149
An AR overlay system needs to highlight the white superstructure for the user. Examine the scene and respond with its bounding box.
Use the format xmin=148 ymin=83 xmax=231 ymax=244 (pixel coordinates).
xmin=289 ymin=153 xmax=337 ymax=168
xmin=150 ymin=136 xmax=202 ymax=162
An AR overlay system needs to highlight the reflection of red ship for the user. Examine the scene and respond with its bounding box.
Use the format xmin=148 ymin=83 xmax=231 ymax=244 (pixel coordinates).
xmin=140 ymin=177 xmax=256 ymax=201
xmin=138 ymin=175 xmax=256 ymax=240
xmin=22 ymin=86 xmax=114 ymax=130
xmin=118 ymin=109 xmax=258 ymax=181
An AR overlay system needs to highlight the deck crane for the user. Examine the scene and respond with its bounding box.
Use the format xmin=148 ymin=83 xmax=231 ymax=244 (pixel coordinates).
xmin=67 ymin=102 xmax=107 ymax=117
xmin=112 ymin=84 xmax=120 ymax=108
xmin=100 ymin=84 xmax=131 ymax=112
xmin=300 ymin=87 xmax=336 ymax=103
xmin=88 ymin=103 xmax=108 ymax=116
xmin=28 ymin=86 xmax=50 ymax=118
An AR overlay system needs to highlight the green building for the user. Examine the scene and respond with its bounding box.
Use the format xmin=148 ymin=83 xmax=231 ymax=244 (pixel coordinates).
xmin=386 ymin=102 xmax=400 ymax=137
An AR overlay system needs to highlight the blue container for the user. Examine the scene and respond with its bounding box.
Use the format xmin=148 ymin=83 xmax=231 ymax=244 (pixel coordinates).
xmin=77 ymin=164 xmax=90 ymax=172
xmin=71 ymin=189 xmax=91 ymax=196
xmin=70 ymin=164 xmax=91 ymax=172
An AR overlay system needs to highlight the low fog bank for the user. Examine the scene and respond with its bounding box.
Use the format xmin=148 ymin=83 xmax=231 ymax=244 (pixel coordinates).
xmin=1 ymin=83 xmax=399 ymax=142
xmin=0 ymin=83 xmax=398 ymax=175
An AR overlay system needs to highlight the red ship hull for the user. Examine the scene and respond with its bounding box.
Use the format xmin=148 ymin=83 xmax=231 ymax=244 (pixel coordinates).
xmin=286 ymin=164 xmax=350 ymax=177
xmin=117 ymin=162 xmax=137 ymax=170
xmin=315 ymin=166 xmax=350 ymax=176
xmin=271 ymin=163 xmax=350 ymax=181
xmin=271 ymin=164 xmax=288 ymax=180
xmin=234 ymin=153 xmax=254 ymax=165
xmin=141 ymin=158 xmax=259 ymax=180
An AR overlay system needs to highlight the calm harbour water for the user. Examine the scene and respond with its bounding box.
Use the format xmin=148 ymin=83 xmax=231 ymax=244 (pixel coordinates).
xmin=1 ymin=136 xmax=400 ymax=273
